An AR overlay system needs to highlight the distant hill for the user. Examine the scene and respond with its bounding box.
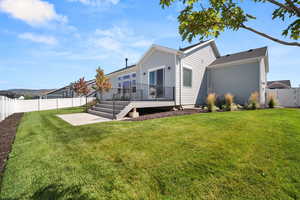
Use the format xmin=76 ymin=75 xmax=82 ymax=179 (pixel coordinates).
xmin=0 ymin=89 xmax=55 ymax=99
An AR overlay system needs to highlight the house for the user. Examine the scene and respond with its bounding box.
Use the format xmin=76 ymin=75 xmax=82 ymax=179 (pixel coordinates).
xmin=267 ymin=80 xmax=291 ymax=89
xmin=89 ymin=40 xmax=269 ymax=119
xmin=42 ymin=79 xmax=97 ymax=99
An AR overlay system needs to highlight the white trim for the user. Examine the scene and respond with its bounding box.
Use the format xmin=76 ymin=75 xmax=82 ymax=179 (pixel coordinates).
xmin=147 ymin=65 xmax=166 ymax=72
xmin=182 ymin=66 xmax=193 ymax=88
xmin=117 ymin=72 xmax=137 ymax=80
xmin=174 ymin=54 xmax=177 ymax=105
xmin=107 ymin=65 xmax=138 ymax=77
xmin=208 ymin=57 xmax=263 ymax=69
xmin=137 ymin=44 xmax=181 ymax=66
xmin=182 ymin=63 xmax=193 ymax=70
xmin=147 ymin=67 xmax=166 ymax=99
xmin=183 ymin=39 xmax=220 ymax=57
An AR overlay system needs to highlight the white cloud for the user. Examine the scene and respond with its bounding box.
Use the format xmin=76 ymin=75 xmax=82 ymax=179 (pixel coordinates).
xmin=18 ymin=33 xmax=58 ymax=45
xmin=94 ymin=37 xmax=122 ymax=51
xmin=67 ymin=0 xmax=119 ymax=6
xmin=90 ymin=25 xmax=153 ymax=63
xmin=0 ymin=80 xmax=9 ymax=84
xmin=0 ymin=0 xmax=67 ymax=26
xmin=131 ymin=40 xmax=153 ymax=48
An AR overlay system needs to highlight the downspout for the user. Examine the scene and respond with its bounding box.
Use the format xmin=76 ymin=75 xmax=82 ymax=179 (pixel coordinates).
xmin=179 ymin=55 xmax=182 ymax=107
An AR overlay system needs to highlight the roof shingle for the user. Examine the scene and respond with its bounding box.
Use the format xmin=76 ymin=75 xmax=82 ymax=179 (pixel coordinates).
xmin=210 ymin=46 xmax=268 ymax=66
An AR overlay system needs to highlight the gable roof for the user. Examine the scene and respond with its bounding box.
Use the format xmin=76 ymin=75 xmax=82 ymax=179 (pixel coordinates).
xmin=44 ymin=79 xmax=96 ymax=95
xmin=210 ymin=46 xmax=268 ymax=66
xmin=267 ymin=80 xmax=291 ymax=89
xmin=106 ymin=64 xmax=137 ymax=76
xmin=137 ymin=44 xmax=181 ymax=66
xmin=180 ymin=39 xmax=221 ymax=58
xmin=179 ymin=40 xmax=209 ymax=51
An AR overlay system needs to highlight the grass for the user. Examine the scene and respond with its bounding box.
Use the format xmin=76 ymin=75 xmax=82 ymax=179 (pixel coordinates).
xmin=1 ymin=107 xmax=300 ymax=200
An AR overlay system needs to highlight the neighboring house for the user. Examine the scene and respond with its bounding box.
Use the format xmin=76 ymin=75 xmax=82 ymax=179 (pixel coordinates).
xmin=267 ymin=80 xmax=291 ymax=89
xmin=90 ymin=39 xmax=269 ymax=119
xmin=42 ymin=79 xmax=97 ymax=99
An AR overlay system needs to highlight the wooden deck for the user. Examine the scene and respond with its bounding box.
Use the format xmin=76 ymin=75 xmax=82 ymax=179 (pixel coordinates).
xmin=129 ymin=101 xmax=176 ymax=108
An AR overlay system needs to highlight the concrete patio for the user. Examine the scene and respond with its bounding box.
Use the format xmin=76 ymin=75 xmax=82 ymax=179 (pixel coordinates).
xmin=57 ymin=113 xmax=112 ymax=126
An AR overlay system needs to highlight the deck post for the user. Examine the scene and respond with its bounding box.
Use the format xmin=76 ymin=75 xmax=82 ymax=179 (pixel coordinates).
xmin=112 ymin=94 xmax=116 ymax=120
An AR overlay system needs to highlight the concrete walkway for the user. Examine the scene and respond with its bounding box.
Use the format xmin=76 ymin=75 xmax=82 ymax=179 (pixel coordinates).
xmin=57 ymin=113 xmax=112 ymax=126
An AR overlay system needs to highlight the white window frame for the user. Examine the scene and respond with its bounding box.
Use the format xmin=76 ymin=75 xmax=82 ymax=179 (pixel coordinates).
xmin=182 ymin=65 xmax=193 ymax=88
xmin=147 ymin=66 xmax=165 ymax=98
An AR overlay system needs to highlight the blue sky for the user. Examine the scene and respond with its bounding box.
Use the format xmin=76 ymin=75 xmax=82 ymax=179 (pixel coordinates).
xmin=0 ymin=0 xmax=299 ymax=90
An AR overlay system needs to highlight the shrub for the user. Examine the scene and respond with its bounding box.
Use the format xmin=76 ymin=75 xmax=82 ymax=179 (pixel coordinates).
xmin=207 ymin=93 xmax=217 ymax=112
xmin=268 ymin=94 xmax=277 ymax=108
xmin=224 ymin=93 xmax=234 ymax=111
xmin=248 ymin=92 xmax=260 ymax=110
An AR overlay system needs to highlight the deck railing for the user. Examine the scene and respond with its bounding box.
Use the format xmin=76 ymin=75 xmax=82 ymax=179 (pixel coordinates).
xmin=99 ymin=83 xmax=175 ymax=102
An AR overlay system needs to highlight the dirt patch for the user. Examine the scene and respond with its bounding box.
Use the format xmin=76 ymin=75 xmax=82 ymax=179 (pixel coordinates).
xmin=126 ymin=109 xmax=207 ymax=121
xmin=0 ymin=113 xmax=23 ymax=179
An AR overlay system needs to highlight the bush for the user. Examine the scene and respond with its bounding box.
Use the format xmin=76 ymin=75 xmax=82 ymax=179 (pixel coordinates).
xmin=248 ymin=92 xmax=260 ymax=110
xmin=268 ymin=94 xmax=277 ymax=108
xmin=207 ymin=93 xmax=217 ymax=112
xmin=224 ymin=93 xmax=234 ymax=111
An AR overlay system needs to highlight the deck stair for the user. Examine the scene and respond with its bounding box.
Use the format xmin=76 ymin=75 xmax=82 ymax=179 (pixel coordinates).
xmin=88 ymin=101 xmax=132 ymax=120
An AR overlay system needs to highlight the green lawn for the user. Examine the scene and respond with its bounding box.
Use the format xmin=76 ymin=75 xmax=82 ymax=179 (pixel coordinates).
xmin=1 ymin=108 xmax=300 ymax=200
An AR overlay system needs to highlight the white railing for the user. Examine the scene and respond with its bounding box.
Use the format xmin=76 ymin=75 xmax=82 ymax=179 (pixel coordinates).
xmin=0 ymin=96 xmax=16 ymax=122
xmin=266 ymin=88 xmax=300 ymax=107
xmin=0 ymin=96 xmax=95 ymax=122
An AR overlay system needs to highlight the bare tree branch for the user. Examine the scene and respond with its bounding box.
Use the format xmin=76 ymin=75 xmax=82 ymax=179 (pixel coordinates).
xmin=241 ymin=24 xmax=300 ymax=47
xmin=285 ymin=0 xmax=300 ymax=16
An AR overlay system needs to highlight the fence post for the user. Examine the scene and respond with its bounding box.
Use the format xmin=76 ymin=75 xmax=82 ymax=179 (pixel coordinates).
xmin=38 ymin=98 xmax=40 ymax=111
xmin=0 ymin=96 xmax=3 ymax=121
xmin=298 ymin=88 xmax=300 ymax=107
xmin=3 ymin=97 xmax=7 ymax=119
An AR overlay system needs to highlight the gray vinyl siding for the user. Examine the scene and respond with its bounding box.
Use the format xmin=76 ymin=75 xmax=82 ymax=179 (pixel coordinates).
xmin=100 ymin=67 xmax=137 ymax=100
xmin=208 ymin=61 xmax=260 ymax=105
xmin=138 ymin=50 xmax=176 ymax=100
xmin=259 ymin=58 xmax=267 ymax=104
xmin=179 ymin=44 xmax=217 ymax=105
xmin=106 ymin=65 xmax=138 ymax=89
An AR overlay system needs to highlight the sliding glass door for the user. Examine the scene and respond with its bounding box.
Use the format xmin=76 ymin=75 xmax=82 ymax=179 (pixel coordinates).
xmin=149 ymin=68 xmax=164 ymax=98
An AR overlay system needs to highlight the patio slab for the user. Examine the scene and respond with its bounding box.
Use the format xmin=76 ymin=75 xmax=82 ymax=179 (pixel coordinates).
xmin=57 ymin=113 xmax=112 ymax=126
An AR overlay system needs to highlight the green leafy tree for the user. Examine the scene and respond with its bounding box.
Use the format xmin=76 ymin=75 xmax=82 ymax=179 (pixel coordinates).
xmin=94 ymin=67 xmax=112 ymax=101
xmin=73 ymin=77 xmax=91 ymax=112
xmin=160 ymin=0 xmax=300 ymax=46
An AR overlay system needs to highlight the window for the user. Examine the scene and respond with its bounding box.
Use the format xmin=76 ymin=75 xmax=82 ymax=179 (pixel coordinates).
xmin=183 ymin=67 xmax=192 ymax=87
xmin=149 ymin=68 xmax=164 ymax=98
xmin=132 ymin=80 xmax=136 ymax=93
xmin=123 ymin=75 xmax=130 ymax=80
xmin=123 ymin=81 xmax=131 ymax=89
xmin=132 ymin=73 xmax=136 ymax=78
xmin=118 ymin=77 xmax=122 ymax=81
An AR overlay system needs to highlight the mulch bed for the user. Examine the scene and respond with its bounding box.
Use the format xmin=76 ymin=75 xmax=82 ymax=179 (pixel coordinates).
xmin=0 ymin=113 xmax=23 ymax=179
xmin=126 ymin=109 xmax=207 ymax=121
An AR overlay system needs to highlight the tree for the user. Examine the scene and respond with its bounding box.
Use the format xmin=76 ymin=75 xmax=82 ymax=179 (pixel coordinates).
xmin=160 ymin=0 xmax=300 ymax=47
xmin=94 ymin=67 xmax=112 ymax=101
xmin=73 ymin=77 xmax=90 ymax=112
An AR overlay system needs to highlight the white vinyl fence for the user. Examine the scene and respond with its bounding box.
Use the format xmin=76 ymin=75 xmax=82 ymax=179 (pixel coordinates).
xmin=0 ymin=96 xmax=95 ymax=122
xmin=267 ymin=88 xmax=300 ymax=107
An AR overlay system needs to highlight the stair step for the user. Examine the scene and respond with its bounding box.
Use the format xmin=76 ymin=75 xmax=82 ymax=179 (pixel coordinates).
xmin=92 ymin=106 xmax=123 ymax=114
xmin=88 ymin=109 xmax=114 ymax=119
xmin=95 ymin=104 xmax=125 ymax=110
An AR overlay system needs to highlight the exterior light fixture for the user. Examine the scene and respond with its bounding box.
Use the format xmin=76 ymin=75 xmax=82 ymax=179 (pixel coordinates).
xmin=167 ymin=66 xmax=171 ymax=70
